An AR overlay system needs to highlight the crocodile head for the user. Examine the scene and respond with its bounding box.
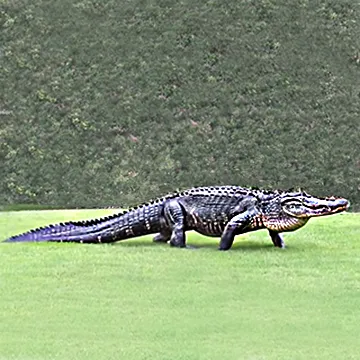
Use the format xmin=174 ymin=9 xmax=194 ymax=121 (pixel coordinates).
xmin=261 ymin=190 xmax=350 ymax=232
xmin=280 ymin=191 xmax=350 ymax=218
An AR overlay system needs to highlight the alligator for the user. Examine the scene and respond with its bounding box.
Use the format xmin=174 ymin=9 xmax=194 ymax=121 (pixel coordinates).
xmin=3 ymin=186 xmax=350 ymax=250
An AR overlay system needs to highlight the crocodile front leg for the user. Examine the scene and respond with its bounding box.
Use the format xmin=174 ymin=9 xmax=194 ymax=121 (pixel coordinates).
xmin=268 ymin=230 xmax=285 ymax=248
xmin=218 ymin=207 xmax=260 ymax=251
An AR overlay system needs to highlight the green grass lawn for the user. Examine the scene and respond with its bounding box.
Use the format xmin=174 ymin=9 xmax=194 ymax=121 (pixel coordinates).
xmin=0 ymin=210 xmax=359 ymax=360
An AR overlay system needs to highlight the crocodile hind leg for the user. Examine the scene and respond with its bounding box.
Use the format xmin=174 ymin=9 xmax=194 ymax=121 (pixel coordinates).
xmin=268 ymin=230 xmax=285 ymax=248
xmin=163 ymin=199 xmax=187 ymax=248
xmin=153 ymin=230 xmax=171 ymax=243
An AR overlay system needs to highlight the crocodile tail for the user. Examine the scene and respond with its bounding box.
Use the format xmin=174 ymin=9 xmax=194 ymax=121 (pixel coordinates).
xmin=3 ymin=203 xmax=164 ymax=244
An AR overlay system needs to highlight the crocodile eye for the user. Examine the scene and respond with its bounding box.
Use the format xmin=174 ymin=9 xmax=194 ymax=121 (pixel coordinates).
xmin=285 ymin=202 xmax=300 ymax=210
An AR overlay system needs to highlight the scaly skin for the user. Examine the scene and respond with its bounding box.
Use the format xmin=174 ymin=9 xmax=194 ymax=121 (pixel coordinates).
xmin=3 ymin=186 xmax=350 ymax=250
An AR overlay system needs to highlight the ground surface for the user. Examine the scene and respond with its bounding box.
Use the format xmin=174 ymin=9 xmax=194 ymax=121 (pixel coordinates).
xmin=1 ymin=210 xmax=359 ymax=360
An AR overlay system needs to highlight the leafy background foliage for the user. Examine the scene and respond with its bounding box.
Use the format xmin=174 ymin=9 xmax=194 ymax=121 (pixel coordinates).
xmin=1 ymin=0 xmax=359 ymax=209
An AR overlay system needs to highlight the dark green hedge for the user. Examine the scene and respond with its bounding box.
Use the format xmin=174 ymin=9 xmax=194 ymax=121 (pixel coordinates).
xmin=1 ymin=0 xmax=359 ymax=209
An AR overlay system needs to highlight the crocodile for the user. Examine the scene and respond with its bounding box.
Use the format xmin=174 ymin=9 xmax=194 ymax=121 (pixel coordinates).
xmin=3 ymin=186 xmax=350 ymax=250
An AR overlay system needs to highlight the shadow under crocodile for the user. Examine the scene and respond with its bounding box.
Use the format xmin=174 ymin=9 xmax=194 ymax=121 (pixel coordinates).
xmin=110 ymin=240 xmax=298 ymax=252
